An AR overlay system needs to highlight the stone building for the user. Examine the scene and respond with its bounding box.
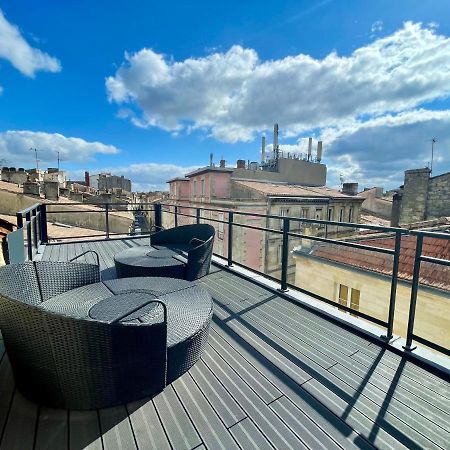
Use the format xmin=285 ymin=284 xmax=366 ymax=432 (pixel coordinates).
xmin=165 ymin=158 xmax=363 ymax=282
xmin=89 ymin=173 xmax=132 ymax=193
xmin=392 ymin=168 xmax=450 ymax=226
xmin=293 ymin=232 xmax=450 ymax=350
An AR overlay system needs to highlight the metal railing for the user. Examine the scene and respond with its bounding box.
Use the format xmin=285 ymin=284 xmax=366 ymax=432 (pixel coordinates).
xmin=11 ymin=200 xmax=449 ymax=359
xmin=15 ymin=203 xmax=48 ymax=261
xmin=157 ymin=202 xmax=449 ymax=358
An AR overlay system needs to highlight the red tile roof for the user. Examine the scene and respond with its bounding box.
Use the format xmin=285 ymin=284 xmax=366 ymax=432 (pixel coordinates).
xmin=308 ymin=234 xmax=450 ymax=292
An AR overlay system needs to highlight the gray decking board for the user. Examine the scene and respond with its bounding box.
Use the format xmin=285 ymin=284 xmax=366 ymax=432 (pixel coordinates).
xmin=69 ymin=410 xmax=103 ymax=450
xmin=127 ymin=398 xmax=171 ymax=450
xmin=208 ymin=321 xmax=376 ymax=450
xmin=0 ymin=391 xmax=38 ymax=450
xmin=152 ymin=385 xmax=202 ymax=450
xmin=228 ymin=417 xmax=274 ymax=450
xmin=188 ymin=361 xmax=247 ymax=428
xmin=0 ymin=237 xmax=445 ymax=450
xmin=172 ymin=375 xmax=241 ymax=450
xmin=34 ymin=407 xmax=68 ymax=450
xmin=99 ymin=405 xmax=137 ymax=450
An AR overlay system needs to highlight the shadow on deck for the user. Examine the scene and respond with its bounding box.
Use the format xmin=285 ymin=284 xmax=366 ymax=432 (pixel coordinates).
xmin=0 ymin=237 xmax=448 ymax=449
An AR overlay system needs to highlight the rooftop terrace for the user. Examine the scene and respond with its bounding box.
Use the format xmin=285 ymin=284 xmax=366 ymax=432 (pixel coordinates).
xmin=0 ymin=237 xmax=448 ymax=449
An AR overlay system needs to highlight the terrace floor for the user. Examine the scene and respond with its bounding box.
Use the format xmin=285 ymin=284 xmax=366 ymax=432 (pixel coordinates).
xmin=0 ymin=237 xmax=449 ymax=449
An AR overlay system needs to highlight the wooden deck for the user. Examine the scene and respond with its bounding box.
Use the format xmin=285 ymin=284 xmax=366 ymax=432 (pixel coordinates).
xmin=0 ymin=237 xmax=448 ymax=449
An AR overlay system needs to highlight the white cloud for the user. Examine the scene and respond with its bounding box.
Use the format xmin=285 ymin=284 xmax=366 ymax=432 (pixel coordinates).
xmin=106 ymin=22 xmax=450 ymax=143
xmin=0 ymin=131 xmax=119 ymax=167
xmin=0 ymin=8 xmax=61 ymax=86
xmin=279 ymin=109 xmax=450 ymax=189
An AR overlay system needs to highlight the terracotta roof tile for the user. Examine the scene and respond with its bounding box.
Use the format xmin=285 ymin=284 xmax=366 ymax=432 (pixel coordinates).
xmin=309 ymin=235 xmax=450 ymax=292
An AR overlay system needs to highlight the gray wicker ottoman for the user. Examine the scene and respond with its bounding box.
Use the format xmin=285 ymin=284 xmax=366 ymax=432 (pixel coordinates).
xmin=0 ymin=262 xmax=212 ymax=410
xmin=40 ymin=277 xmax=213 ymax=408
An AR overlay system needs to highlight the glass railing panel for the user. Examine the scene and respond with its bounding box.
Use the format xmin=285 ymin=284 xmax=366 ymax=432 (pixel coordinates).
xmin=411 ymin=258 xmax=450 ymax=356
xmin=290 ymin=234 xmax=393 ymax=327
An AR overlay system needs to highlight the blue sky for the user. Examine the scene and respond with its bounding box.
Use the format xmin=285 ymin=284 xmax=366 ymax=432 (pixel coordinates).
xmin=0 ymin=0 xmax=449 ymax=191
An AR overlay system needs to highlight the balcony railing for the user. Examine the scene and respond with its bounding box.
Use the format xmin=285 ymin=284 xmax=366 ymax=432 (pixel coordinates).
xmin=9 ymin=200 xmax=449 ymax=362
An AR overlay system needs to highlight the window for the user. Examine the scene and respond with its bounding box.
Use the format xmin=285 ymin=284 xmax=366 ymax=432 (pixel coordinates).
xmin=339 ymin=208 xmax=344 ymax=222
xmin=279 ymin=207 xmax=289 ymax=230
xmin=218 ymin=212 xmax=224 ymax=239
xmin=348 ymin=207 xmax=353 ymax=223
xmin=201 ymin=178 xmax=205 ymax=197
xmin=315 ymin=208 xmax=323 ymax=221
xmin=327 ymin=207 xmax=334 ymax=221
xmin=337 ymin=284 xmax=360 ymax=315
xmin=338 ymin=284 xmax=348 ymax=309
xmin=350 ymin=288 xmax=360 ymax=312
xmin=193 ymin=180 xmax=197 ymax=197
xmin=301 ymin=208 xmax=309 ymax=218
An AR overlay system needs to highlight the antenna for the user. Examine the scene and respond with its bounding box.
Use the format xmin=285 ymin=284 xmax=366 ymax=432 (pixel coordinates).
xmin=29 ymin=148 xmax=39 ymax=171
xmin=57 ymin=151 xmax=60 ymax=171
xmin=431 ymin=137 xmax=437 ymax=174
xmin=339 ymin=173 xmax=345 ymax=190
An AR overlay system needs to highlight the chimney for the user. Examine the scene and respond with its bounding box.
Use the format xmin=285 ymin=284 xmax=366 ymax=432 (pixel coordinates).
xmin=342 ymin=182 xmax=358 ymax=196
xmin=220 ymin=159 xmax=226 ymax=168
xmin=209 ymin=153 xmax=214 ymax=167
xmin=261 ymin=135 xmax=266 ymax=162
xmin=307 ymin=137 xmax=312 ymax=161
xmin=85 ymin=171 xmax=90 ymax=187
xmin=236 ymin=159 xmax=246 ymax=169
xmin=317 ymin=141 xmax=323 ymax=162
xmin=273 ymin=123 xmax=279 ymax=159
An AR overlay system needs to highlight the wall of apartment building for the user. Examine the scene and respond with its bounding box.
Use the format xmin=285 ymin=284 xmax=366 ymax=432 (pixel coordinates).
xmin=426 ymin=172 xmax=450 ymax=220
xmin=293 ymin=254 xmax=450 ymax=349
xmin=359 ymin=188 xmax=392 ymax=219
xmin=98 ymin=175 xmax=132 ymax=192
xmin=398 ymin=168 xmax=450 ymax=224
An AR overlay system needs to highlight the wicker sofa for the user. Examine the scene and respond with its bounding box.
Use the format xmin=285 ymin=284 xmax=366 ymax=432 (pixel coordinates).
xmin=150 ymin=224 xmax=215 ymax=280
xmin=0 ymin=261 xmax=168 ymax=410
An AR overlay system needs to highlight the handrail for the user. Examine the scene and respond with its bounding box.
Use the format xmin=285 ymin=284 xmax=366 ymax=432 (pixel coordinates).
xmin=158 ymin=201 xmax=449 ymax=357
xmin=17 ymin=199 xmax=448 ymax=359
xmin=69 ymin=250 xmax=100 ymax=267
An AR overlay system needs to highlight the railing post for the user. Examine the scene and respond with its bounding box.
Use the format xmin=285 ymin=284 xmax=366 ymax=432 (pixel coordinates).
xmin=31 ymin=207 xmax=38 ymax=250
xmin=174 ymin=205 xmax=178 ymax=227
xmin=154 ymin=203 xmax=162 ymax=230
xmin=403 ymin=234 xmax=423 ymax=351
xmin=39 ymin=204 xmax=48 ymax=244
xmin=279 ymin=218 xmax=290 ymax=292
xmin=26 ymin=211 xmax=32 ymax=261
xmin=105 ymin=203 xmax=110 ymax=239
xmin=196 ymin=208 xmax=201 ymax=224
xmin=16 ymin=212 xmax=23 ymax=229
xmin=227 ymin=212 xmax=233 ymax=267
xmin=383 ymin=230 xmax=401 ymax=340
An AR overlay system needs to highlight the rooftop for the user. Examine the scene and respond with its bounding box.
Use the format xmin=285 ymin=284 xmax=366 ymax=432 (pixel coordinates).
xmin=185 ymin=166 xmax=234 ymax=177
xmin=0 ymin=237 xmax=448 ymax=448
xmin=233 ymin=180 xmax=360 ymax=199
xmin=298 ymin=235 xmax=450 ymax=292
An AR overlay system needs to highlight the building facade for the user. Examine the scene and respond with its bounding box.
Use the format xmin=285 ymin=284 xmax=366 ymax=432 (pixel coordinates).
xmin=165 ymin=159 xmax=363 ymax=281
xmin=293 ymin=233 xmax=450 ymax=349
xmin=89 ymin=173 xmax=132 ymax=192
xmin=392 ymin=168 xmax=450 ymax=226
